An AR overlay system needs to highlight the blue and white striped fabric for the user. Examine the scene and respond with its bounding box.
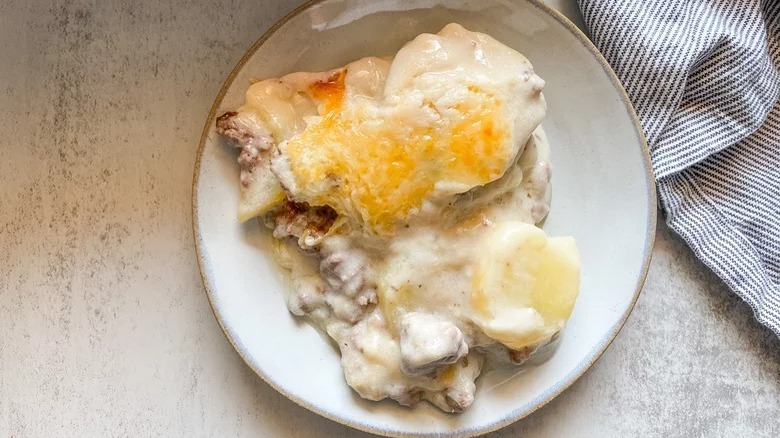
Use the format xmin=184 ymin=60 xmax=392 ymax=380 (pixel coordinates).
xmin=578 ymin=0 xmax=780 ymax=335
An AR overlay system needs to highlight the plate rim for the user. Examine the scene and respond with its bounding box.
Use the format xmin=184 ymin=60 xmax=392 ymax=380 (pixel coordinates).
xmin=191 ymin=0 xmax=658 ymax=436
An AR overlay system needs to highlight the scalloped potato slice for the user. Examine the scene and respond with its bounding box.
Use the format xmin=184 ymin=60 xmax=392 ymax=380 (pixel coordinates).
xmin=237 ymin=161 xmax=286 ymax=222
xmin=471 ymin=222 xmax=580 ymax=349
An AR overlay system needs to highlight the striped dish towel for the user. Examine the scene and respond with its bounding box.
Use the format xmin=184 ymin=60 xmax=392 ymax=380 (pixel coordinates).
xmin=578 ymin=0 xmax=780 ymax=335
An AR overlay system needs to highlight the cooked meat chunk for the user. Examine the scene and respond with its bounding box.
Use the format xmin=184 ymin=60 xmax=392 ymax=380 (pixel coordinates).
xmin=216 ymin=111 xmax=273 ymax=151
xmin=320 ymin=247 xmax=369 ymax=298
xmin=287 ymin=274 xmax=327 ymax=317
xmin=444 ymin=386 xmax=475 ymax=413
xmin=423 ymin=353 xmax=483 ymax=413
xmin=399 ymin=312 xmax=468 ymax=376
xmin=216 ymin=111 xmax=275 ymax=188
xmin=266 ymin=200 xmax=338 ymax=248
xmin=319 ymin=238 xmax=377 ymax=322
xmin=323 ymin=292 xmax=375 ymax=324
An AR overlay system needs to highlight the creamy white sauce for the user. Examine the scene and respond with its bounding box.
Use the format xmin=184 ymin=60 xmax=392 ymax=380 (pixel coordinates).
xmin=223 ymin=24 xmax=579 ymax=413
xmin=271 ymin=128 xmax=554 ymax=412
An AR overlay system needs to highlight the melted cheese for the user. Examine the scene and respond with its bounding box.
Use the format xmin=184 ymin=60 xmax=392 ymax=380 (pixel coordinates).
xmin=224 ymin=24 xmax=579 ymax=413
xmin=282 ymin=86 xmax=511 ymax=232
xmin=272 ymin=23 xmax=546 ymax=233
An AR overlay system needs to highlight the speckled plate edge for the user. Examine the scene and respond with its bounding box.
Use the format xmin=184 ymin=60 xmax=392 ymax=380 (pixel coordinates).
xmin=191 ymin=1 xmax=657 ymax=436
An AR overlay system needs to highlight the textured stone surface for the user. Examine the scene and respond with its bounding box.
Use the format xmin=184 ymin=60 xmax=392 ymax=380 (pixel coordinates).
xmin=0 ymin=1 xmax=777 ymax=436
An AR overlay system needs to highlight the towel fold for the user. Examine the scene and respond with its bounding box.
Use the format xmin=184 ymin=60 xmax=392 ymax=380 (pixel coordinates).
xmin=578 ymin=0 xmax=780 ymax=335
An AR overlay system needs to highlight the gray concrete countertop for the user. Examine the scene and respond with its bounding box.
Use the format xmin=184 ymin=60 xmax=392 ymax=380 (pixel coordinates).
xmin=1 ymin=1 xmax=777 ymax=436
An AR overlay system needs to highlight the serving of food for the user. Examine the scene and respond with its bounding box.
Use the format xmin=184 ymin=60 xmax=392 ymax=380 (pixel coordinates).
xmin=194 ymin=0 xmax=654 ymax=434
xmin=214 ymin=23 xmax=580 ymax=413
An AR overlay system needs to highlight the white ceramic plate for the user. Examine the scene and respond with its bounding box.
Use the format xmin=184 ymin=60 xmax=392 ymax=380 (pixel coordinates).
xmin=193 ymin=0 xmax=656 ymax=436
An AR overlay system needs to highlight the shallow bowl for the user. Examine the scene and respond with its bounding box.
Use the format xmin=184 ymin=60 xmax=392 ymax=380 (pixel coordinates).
xmin=193 ymin=0 xmax=656 ymax=436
